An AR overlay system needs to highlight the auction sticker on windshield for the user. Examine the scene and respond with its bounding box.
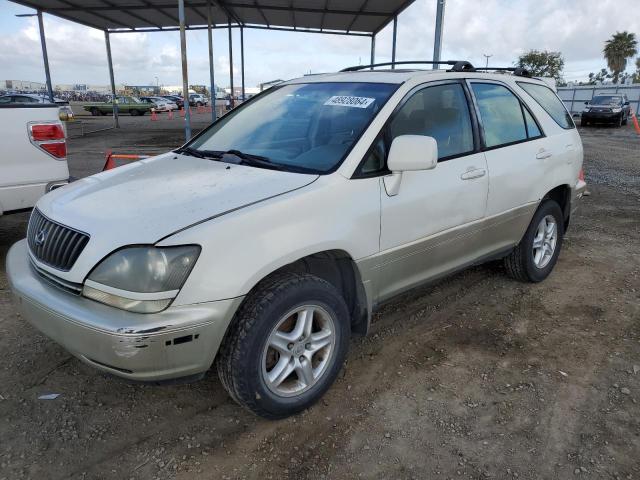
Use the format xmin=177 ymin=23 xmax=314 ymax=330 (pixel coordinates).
xmin=324 ymin=96 xmax=375 ymax=108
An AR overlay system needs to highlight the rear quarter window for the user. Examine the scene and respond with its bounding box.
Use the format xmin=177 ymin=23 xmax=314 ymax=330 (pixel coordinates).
xmin=517 ymin=82 xmax=574 ymax=129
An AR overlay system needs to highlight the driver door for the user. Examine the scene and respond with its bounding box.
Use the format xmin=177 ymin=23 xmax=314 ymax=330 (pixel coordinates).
xmin=376 ymin=81 xmax=489 ymax=301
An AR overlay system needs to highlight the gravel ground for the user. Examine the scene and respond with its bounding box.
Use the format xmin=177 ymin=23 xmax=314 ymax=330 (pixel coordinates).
xmin=0 ymin=122 xmax=638 ymax=480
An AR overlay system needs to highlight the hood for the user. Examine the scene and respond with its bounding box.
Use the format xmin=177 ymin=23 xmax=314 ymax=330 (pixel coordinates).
xmin=36 ymin=153 xmax=317 ymax=277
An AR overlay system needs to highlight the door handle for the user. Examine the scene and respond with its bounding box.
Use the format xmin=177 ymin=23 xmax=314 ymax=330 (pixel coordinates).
xmin=536 ymin=150 xmax=552 ymax=160
xmin=460 ymin=168 xmax=486 ymax=180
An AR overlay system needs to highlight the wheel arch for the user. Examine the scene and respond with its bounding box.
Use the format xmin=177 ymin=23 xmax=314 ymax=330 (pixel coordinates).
xmin=543 ymin=184 xmax=572 ymax=231
xmin=243 ymin=249 xmax=371 ymax=336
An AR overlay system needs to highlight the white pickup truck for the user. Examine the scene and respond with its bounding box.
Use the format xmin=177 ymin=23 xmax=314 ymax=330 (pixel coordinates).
xmin=0 ymin=104 xmax=70 ymax=216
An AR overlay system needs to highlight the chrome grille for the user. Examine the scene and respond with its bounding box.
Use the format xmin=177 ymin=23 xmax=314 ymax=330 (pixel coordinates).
xmin=27 ymin=209 xmax=90 ymax=271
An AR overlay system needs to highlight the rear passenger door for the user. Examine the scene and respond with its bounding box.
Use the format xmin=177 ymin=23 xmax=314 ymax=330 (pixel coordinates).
xmin=375 ymin=81 xmax=489 ymax=300
xmin=468 ymin=81 xmax=546 ymax=219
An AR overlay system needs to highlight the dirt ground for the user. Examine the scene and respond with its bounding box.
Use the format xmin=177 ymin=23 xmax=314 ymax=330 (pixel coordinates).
xmin=0 ymin=121 xmax=639 ymax=480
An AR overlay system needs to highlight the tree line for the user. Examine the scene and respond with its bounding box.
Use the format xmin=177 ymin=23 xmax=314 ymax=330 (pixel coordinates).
xmin=515 ymin=31 xmax=638 ymax=86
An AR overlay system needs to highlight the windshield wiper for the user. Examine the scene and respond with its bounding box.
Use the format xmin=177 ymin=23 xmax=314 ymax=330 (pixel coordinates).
xmin=174 ymin=146 xmax=206 ymax=158
xmin=201 ymin=149 xmax=285 ymax=170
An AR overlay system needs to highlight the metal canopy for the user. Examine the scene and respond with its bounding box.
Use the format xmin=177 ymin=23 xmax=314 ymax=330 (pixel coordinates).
xmin=10 ymin=0 xmax=415 ymax=35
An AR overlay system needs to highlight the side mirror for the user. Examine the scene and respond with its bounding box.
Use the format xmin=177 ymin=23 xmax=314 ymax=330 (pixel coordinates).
xmin=624 ymin=101 xmax=630 ymax=106
xmin=384 ymin=135 xmax=438 ymax=196
xmin=584 ymin=101 xmax=589 ymax=105
xmin=387 ymin=135 xmax=438 ymax=172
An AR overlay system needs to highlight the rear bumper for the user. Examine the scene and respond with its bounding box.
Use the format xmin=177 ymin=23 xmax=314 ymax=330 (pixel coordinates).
xmin=7 ymin=239 xmax=243 ymax=381
xmin=571 ymin=179 xmax=587 ymax=215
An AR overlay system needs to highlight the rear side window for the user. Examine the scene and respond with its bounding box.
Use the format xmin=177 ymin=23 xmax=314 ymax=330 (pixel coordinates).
xmin=389 ymin=83 xmax=474 ymax=159
xmin=517 ymin=82 xmax=574 ymax=129
xmin=471 ymin=83 xmax=528 ymax=148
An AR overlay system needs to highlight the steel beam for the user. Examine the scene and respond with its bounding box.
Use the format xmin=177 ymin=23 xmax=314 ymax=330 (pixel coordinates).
xmin=178 ymin=0 xmax=191 ymax=140
xmin=391 ymin=15 xmax=397 ymax=69
xmin=240 ymin=26 xmax=245 ymax=102
xmin=432 ymin=0 xmax=445 ymax=69
xmin=104 ymin=31 xmax=119 ymax=128
xmin=208 ymin=0 xmax=217 ymax=121
xmin=228 ymin=19 xmax=234 ymax=108
xmin=370 ymin=35 xmax=375 ymax=69
xmin=36 ymin=10 xmax=54 ymax=103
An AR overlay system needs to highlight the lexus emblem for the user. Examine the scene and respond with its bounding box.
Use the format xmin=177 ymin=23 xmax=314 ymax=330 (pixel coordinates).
xmin=35 ymin=229 xmax=47 ymax=246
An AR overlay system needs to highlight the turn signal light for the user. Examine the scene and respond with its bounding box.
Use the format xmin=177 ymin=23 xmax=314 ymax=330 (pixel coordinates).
xmin=28 ymin=121 xmax=66 ymax=160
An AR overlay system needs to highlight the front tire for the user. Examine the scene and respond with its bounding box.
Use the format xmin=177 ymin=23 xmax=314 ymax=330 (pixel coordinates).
xmin=504 ymin=200 xmax=564 ymax=283
xmin=217 ymin=272 xmax=350 ymax=419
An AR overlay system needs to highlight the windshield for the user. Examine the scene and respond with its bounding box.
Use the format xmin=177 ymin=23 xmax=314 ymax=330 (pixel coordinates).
xmin=590 ymin=96 xmax=622 ymax=106
xmin=187 ymin=82 xmax=397 ymax=173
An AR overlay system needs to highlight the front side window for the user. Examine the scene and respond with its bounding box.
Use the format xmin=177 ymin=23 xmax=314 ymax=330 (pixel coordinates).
xmin=389 ymin=83 xmax=474 ymax=159
xmin=517 ymin=82 xmax=574 ymax=129
xmin=471 ymin=83 xmax=529 ymax=148
xmin=189 ymin=82 xmax=397 ymax=174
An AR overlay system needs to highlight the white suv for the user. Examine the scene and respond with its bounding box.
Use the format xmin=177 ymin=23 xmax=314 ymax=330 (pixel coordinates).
xmin=7 ymin=62 xmax=586 ymax=419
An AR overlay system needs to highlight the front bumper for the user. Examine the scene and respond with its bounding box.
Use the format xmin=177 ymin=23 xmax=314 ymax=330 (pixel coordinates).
xmin=7 ymin=240 xmax=243 ymax=381
xmin=581 ymin=111 xmax=621 ymax=123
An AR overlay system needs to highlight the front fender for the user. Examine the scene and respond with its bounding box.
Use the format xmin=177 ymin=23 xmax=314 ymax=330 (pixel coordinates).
xmin=161 ymin=174 xmax=381 ymax=306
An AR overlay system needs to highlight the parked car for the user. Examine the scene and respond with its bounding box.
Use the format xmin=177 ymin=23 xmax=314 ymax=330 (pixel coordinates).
xmin=189 ymin=94 xmax=209 ymax=107
xmin=0 ymin=94 xmax=74 ymax=122
xmin=140 ymin=96 xmax=178 ymax=112
xmin=0 ymin=103 xmax=69 ymax=216
xmin=82 ymin=96 xmax=151 ymax=116
xmin=162 ymin=95 xmax=184 ymax=109
xmin=581 ymin=94 xmax=631 ymax=127
xmin=7 ymin=64 xmax=586 ymax=419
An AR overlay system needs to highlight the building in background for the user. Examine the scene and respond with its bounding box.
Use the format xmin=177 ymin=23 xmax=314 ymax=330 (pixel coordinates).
xmin=0 ymin=80 xmax=46 ymax=91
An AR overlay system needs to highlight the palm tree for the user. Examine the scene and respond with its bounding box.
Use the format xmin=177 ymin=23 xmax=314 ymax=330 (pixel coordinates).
xmin=603 ymin=32 xmax=638 ymax=83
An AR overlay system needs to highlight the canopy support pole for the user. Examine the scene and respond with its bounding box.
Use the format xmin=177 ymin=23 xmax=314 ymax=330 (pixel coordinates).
xmin=370 ymin=35 xmax=375 ymax=69
xmin=391 ymin=16 xmax=397 ymax=69
xmin=240 ymin=27 xmax=245 ymax=102
xmin=104 ymin=31 xmax=119 ymax=128
xmin=207 ymin=0 xmax=216 ymax=121
xmin=228 ymin=20 xmax=234 ymax=108
xmin=178 ymin=0 xmax=191 ymax=140
xmin=36 ymin=9 xmax=54 ymax=103
xmin=432 ymin=0 xmax=445 ymax=69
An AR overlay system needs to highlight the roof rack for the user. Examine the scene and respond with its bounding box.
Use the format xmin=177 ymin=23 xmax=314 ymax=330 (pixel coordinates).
xmin=340 ymin=60 xmax=475 ymax=72
xmin=472 ymin=67 xmax=532 ymax=77
xmin=340 ymin=61 xmax=532 ymax=78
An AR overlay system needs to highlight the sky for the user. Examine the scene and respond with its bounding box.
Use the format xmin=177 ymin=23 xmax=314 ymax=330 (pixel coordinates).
xmin=0 ymin=0 xmax=639 ymax=90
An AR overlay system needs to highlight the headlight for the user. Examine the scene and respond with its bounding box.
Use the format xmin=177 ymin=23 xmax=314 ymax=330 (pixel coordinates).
xmin=611 ymin=107 xmax=622 ymax=113
xmin=82 ymin=245 xmax=200 ymax=313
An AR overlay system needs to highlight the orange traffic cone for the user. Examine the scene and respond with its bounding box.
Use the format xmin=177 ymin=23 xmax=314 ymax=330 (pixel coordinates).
xmin=632 ymin=112 xmax=640 ymax=135
xmin=150 ymin=109 xmax=158 ymax=121
xmin=102 ymin=151 xmax=116 ymax=171
xmin=168 ymin=109 xmax=174 ymax=120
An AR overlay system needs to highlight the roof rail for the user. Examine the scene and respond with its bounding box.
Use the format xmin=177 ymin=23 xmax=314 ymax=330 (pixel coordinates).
xmin=340 ymin=60 xmax=475 ymax=72
xmin=473 ymin=67 xmax=532 ymax=77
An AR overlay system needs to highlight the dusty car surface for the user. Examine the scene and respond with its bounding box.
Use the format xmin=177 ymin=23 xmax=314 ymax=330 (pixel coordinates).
xmin=7 ymin=62 xmax=586 ymax=419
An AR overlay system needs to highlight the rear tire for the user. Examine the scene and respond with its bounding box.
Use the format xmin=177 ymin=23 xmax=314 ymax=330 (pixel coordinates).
xmin=90 ymin=107 xmax=99 ymax=116
xmin=130 ymin=109 xmax=140 ymax=116
xmin=581 ymin=118 xmax=588 ymax=127
xmin=504 ymin=200 xmax=564 ymax=283
xmin=217 ymin=272 xmax=350 ymax=419
xmin=622 ymin=114 xmax=628 ymax=126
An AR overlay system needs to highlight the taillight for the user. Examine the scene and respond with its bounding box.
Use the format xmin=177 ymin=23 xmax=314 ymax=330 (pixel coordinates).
xmin=28 ymin=121 xmax=66 ymax=160
xmin=578 ymin=168 xmax=585 ymax=182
